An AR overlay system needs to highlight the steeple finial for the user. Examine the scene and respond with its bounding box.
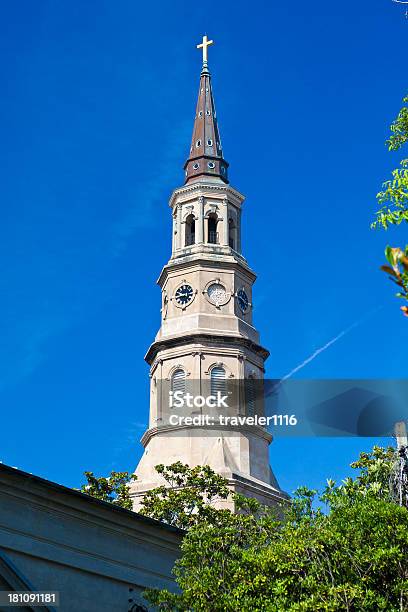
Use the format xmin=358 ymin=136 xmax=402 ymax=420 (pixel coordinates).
xmin=184 ymin=36 xmax=229 ymax=185
xmin=197 ymin=35 xmax=214 ymax=72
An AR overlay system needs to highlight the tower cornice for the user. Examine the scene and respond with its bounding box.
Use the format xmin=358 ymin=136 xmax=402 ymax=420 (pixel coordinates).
xmin=157 ymin=255 xmax=257 ymax=288
xmin=144 ymin=332 xmax=270 ymax=366
xmin=140 ymin=422 xmax=273 ymax=448
xmin=169 ymin=180 xmax=245 ymax=209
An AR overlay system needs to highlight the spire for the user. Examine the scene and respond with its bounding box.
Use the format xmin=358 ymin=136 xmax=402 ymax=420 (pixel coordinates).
xmin=184 ymin=36 xmax=229 ymax=185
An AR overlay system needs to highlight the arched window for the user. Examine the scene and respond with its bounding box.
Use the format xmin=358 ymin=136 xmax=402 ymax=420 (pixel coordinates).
xmin=172 ymin=368 xmax=186 ymax=395
xmin=228 ymin=218 xmax=236 ymax=250
xmin=208 ymin=213 xmax=218 ymax=244
xmin=185 ymin=214 xmax=195 ymax=246
xmin=245 ymin=376 xmax=256 ymax=417
xmin=211 ymin=366 xmax=226 ymax=396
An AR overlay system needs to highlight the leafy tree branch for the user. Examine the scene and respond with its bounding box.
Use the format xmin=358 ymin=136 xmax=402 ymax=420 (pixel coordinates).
xmin=372 ymin=94 xmax=408 ymax=315
xmin=78 ymin=470 xmax=137 ymax=510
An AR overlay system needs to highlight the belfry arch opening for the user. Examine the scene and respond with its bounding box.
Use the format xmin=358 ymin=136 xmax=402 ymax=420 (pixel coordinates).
xmin=210 ymin=366 xmax=226 ymax=396
xmin=207 ymin=213 xmax=218 ymax=244
xmin=185 ymin=214 xmax=195 ymax=246
xmin=171 ymin=368 xmax=186 ymax=395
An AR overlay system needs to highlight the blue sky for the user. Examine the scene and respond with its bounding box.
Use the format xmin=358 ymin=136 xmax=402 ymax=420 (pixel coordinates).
xmin=0 ymin=0 xmax=407 ymax=497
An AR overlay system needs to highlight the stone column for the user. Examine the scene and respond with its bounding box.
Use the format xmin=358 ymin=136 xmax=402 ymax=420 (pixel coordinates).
xmin=222 ymin=198 xmax=229 ymax=246
xmin=197 ymin=196 xmax=204 ymax=244
xmin=192 ymin=351 xmax=203 ymax=413
xmin=176 ymin=204 xmax=182 ymax=250
xmin=238 ymin=354 xmax=245 ymax=415
xmin=172 ymin=212 xmax=177 ymax=253
xmin=151 ymin=359 xmax=164 ymax=427
xmin=237 ymin=208 xmax=242 ymax=253
xmin=159 ymin=359 xmax=163 ymax=424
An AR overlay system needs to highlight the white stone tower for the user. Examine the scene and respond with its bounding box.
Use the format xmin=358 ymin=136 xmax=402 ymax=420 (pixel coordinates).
xmin=131 ymin=37 xmax=287 ymax=510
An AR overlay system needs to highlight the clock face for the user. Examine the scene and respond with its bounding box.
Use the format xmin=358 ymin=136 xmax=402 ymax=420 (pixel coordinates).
xmin=207 ymin=283 xmax=227 ymax=306
xmin=175 ymin=284 xmax=194 ymax=306
xmin=237 ymin=288 xmax=249 ymax=313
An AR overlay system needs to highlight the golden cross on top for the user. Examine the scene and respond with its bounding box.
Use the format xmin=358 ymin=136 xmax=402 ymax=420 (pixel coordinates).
xmin=197 ymin=35 xmax=214 ymax=65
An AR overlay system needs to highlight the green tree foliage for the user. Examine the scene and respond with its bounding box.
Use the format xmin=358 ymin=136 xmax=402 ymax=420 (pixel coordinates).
xmin=142 ymin=449 xmax=408 ymax=611
xmin=138 ymin=462 xmax=234 ymax=529
xmin=79 ymin=470 xmax=136 ymax=510
xmin=373 ymin=94 xmax=408 ymax=315
xmin=381 ymin=245 xmax=408 ymax=317
xmin=375 ymin=159 xmax=408 ymax=229
xmin=373 ymin=96 xmax=408 ymax=230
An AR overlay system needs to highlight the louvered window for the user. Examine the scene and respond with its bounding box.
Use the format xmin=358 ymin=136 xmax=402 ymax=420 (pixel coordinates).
xmin=210 ymin=366 xmax=226 ymax=397
xmin=246 ymin=377 xmax=256 ymax=417
xmin=172 ymin=369 xmax=186 ymax=395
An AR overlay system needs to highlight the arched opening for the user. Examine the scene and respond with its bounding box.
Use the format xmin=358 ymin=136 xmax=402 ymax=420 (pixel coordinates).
xmin=210 ymin=366 xmax=226 ymax=397
xmin=172 ymin=368 xmax=186 ymax=396
xmin=207 ymin=213 xmax=218 ymax=244
xmin=228 ymin=218 xmax=236 ymax=250
xmin=185 ymin=214 xmax=195 ymax=246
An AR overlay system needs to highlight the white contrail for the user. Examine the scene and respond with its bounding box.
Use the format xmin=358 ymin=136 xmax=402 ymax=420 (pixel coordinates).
xmin=280 ymin=324 xmax=357 ymax=382
xmin=280 ymin=307 xmax=383 ymax=383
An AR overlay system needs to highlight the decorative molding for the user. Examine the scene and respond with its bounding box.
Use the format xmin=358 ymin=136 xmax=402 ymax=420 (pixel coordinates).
xmin=140 ymin=421 xmax=273 ymax=447
xmin=182 ymin=204 xmax=195 ymax=222
xmin=169 ymin=181 xmax=245 ymax=209
xmin=204 ymin=361 xmax=223 ymax=375
xmin=158 ymin=254 xmax=255 ymax=288
xmin=149 ymin=358 xmax=163 ymax=378
xmin=166 ymin=364 xmax=191 ymax=381
xmin=204 ymin=361 xmax=234 ymax=379
xmin=145 ymin=332 xmax=269 ymax=366
xmin=203 ymin=203 xmax=219 ymax=219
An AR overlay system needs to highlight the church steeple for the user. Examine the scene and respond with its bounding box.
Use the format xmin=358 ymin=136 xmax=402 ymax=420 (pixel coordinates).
xmin=184 ymin=36 xmax=229 ymax=185
xmin=131 ymin=36 xmax=287 ymax=513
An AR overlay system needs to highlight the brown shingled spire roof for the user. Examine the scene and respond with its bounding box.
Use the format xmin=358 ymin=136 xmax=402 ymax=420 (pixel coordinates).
xmin=184 ymin=36 xmax=229 ymax=185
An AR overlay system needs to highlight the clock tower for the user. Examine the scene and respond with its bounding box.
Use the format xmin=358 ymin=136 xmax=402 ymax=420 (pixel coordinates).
xmin=131 ymin=38 xmax=287 ymax=510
